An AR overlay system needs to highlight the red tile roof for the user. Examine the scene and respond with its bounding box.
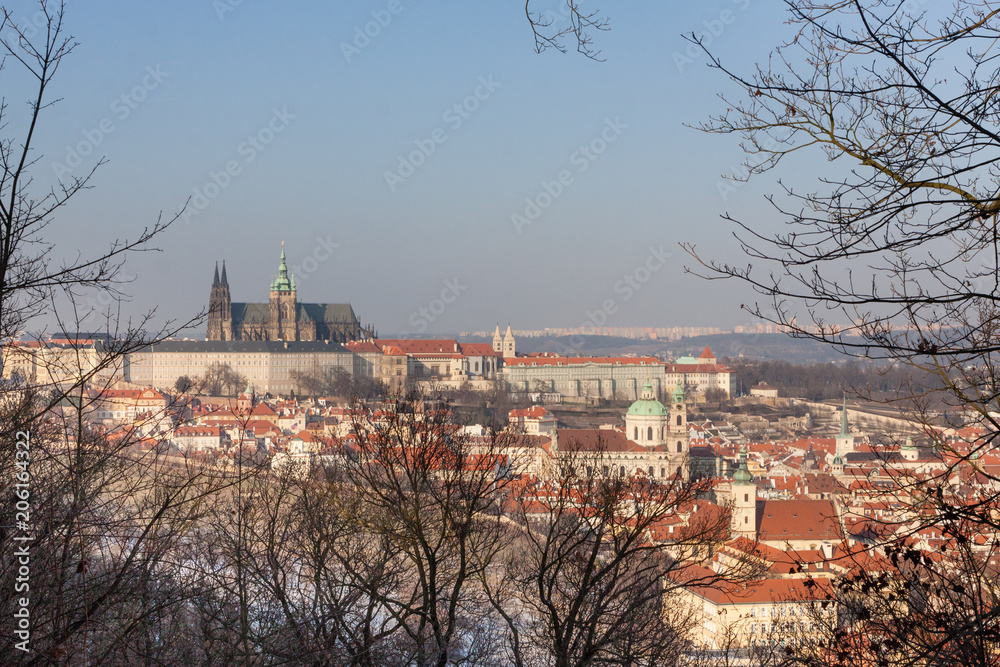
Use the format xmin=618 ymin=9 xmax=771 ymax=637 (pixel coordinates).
xmin=675 ymin=565 xmax=833 ymax=605
xmin=757 ymin=499 xmax=844 ymax=542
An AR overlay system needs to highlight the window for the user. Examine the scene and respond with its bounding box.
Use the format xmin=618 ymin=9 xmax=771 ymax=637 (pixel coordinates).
xmin=660 ymin=467 xmax=665 ymax=477
xmin=745 ymin=493 xmax=749 ymax=502
xmin=648 ymin=466 xmax=654 ymax=477
xmin=634 ymin=427 xmax=638 ymax=439
xmin=676 ymin=415 xmax=682 ymax=426
xmin=677 ymin=441 xmax=683 ymax=452
xmin=647 ymin=426 xmax=653 ymax=440
xmin=744 ymin=516 xmax=748 ymax=524
xmin=620 ymin=466 xmax=625 ymax=476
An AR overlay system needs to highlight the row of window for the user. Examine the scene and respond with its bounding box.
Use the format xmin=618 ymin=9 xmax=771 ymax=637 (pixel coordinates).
xmin=586 ymin=465 xmax=683 ymax=478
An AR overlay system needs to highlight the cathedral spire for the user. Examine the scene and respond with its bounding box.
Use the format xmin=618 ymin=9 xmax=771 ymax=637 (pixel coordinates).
xmin=220 ymin=260 xmax=228 ymax=286
xmin=839 ymin=394 xmax=849 ymax=437
xmin=271 ymin=243 xmax=294 ymax=292
xmin=213 ymin=262 xmax=220 ymax=287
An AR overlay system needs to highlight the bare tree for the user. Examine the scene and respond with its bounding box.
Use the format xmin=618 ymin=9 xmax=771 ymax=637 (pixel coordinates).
xmin=488 ymin=440 xmax=735 ymax=667
xmin=523 ymin=0 xmax=610 ymax=61
xmin=684 ymin=1 xmax=1000 ymax=662
xmin=0 ymin=2 xmax=214 ymax=664
xmin=685 ymin=1 xmax=1000 ymax=365
xmin=324 ymin=392 xmax=521 ymax=667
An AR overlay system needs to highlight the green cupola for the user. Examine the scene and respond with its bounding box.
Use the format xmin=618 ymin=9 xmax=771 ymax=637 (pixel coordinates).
xmin=626 ymin=379 xmax=668 ymax=416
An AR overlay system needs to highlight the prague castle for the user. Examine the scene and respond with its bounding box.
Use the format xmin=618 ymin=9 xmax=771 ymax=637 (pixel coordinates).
xmin=207 ymin=246 xmax=375 ymax=343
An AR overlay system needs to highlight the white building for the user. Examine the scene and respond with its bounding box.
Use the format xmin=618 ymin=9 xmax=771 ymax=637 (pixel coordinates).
xmin=126 ymin=340 xmax=362 ymax=395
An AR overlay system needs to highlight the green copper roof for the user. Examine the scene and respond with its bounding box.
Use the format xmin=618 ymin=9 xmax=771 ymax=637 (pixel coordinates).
xmin=832 ymin=453 xmax=844 ymax=466
xmin=902 ymin=435 xmax=916 ymax=450
xmin=626 ymin=398 xmax=668 ymax=416
xmin=270 ymin=246 xmax=296 ymax=292
xmin=733 ymin=445 xmax=753 ymax=484
xmin=672 ymin=381 xmax=685 ymax=404
xmin=627 ymin=380 xmax=668 ymax=416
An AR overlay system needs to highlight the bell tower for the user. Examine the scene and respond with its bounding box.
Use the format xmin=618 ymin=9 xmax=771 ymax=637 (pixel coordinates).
xmin=502 ymin=324 xmax=516 ymax=358
xmin=492 ymin=324 xmax=502 ymax=354
xmin=669 ymin=381 xmax=689 ymax=479
xmin=731 ymin=445 xmax=757 ymax=540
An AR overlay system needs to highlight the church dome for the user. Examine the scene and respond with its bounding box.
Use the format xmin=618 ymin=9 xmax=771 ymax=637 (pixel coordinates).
xmin=626 ymin=379 xmax=669 ymax=416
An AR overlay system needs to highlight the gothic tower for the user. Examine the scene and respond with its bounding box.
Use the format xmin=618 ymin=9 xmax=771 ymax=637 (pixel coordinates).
xmin=207 ymin=261 xmax=233 ymax=340
xmin=268 ymin=245 xmax=298 ymax=341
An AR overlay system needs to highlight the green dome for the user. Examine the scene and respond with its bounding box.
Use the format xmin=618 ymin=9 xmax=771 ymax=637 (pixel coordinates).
xmin=626 ymin=399 xmax=669 ymax=417
xmin=627 ymin=379 xmax=668 ymax=416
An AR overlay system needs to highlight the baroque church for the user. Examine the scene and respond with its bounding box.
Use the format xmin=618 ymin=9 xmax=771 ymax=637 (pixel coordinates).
xmin=207 ymin=246 xmax=375 ymax=343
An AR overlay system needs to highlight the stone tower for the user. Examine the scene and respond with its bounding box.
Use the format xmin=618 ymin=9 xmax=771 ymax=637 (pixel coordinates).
xmin=669 ymin=381 xmax=689 ymax=479
xmin=492 ymin=324 xmax=502 ymax=354
xmin=502 ymin=324 xmax=516 ymax=359
xmin=268 ymin=245 xmax=298 ymax=341
xmin=207 ymin=261 xmax=233 ymax=340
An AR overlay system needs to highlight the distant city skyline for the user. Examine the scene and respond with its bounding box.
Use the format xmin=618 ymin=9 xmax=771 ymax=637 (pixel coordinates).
xmin=8 ymin=1 xmax=798 ymax=337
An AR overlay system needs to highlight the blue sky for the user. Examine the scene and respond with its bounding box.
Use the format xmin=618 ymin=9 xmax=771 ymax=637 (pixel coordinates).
xmin=7 ymin=0 xmax=794 ymax=336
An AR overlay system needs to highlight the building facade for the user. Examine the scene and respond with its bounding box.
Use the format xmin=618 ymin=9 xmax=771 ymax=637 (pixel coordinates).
xmin=345 ymin=338 xmax=501 ymax=391
xmin=207 ymin=247 xmax=375 ymax=343
xmin=2 ymin=338 xmax=123 ymax=387
xmin=500 ymin=346 xmax=733 ymax=401
xmin=126 ymin=340 xmax=367 ymax=395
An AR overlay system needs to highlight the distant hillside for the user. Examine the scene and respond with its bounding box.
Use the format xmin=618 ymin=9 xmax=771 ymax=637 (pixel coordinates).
xmin=384 ymin=332 xmax=851 ymax=364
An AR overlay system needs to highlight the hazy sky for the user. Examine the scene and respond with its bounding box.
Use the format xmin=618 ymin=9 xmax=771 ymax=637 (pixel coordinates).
xmin=7 ymin=0 xmax=796 ymax=336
